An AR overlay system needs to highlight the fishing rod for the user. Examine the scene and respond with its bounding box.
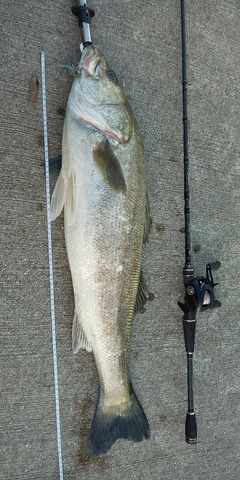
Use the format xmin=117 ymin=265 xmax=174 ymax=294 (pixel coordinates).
xmin=72 ymin=0 xmax=95 ymax=47
xmin=178 ymin=0 xmax=221 ymax=444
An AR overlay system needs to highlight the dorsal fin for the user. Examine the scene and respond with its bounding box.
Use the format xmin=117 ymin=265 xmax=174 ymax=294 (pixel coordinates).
xmin=135 ymin=270 xmax=149 ymax=313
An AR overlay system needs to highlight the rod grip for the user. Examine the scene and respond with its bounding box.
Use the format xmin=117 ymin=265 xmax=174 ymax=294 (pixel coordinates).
xmin=185 ymin=412 xmax=197 ymax=444
xmin=183 ymin=320 xmax=196 ymax=353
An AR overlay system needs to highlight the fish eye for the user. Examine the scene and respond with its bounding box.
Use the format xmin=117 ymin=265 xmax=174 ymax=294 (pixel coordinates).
xmin=107 ymin=71 xmax=117 ymax=83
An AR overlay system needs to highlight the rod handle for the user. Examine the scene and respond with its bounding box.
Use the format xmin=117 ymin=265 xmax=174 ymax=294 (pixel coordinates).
xmin=183 ymin=319 xmax=196 ymax=353
xmin=185 ymin=412 xmax=197 ymax=444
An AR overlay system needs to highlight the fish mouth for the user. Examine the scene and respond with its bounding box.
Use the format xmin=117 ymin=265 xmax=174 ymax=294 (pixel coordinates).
xmin=81 ymin=52 xmax=97 ymax=76
xmin=80 ymin=46 xmax=101 ymax=77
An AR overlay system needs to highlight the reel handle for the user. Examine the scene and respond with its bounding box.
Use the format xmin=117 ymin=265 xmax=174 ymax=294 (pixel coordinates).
xmin=209 ymin=261 xmax=221 ymax=271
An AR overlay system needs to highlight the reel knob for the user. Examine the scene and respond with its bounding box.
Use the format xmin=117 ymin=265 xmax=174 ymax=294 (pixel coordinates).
xmin=209 ymin=261 xmax=221 ymax=271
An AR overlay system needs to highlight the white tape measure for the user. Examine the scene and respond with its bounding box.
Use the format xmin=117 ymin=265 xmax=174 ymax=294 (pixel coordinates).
xmin=41 ymin=50 xmax=64 ymax=480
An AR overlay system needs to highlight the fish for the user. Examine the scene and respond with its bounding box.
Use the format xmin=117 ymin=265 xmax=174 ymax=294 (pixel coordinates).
xmin=51 ymin=45 xmax=150 ymax=456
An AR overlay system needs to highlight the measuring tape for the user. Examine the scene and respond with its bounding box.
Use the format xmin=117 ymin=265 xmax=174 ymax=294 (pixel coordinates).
xmin=41 ymin=51 xmax=64 ymax=480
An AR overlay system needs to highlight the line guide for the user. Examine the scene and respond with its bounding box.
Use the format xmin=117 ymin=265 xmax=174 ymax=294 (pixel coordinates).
xmin=41 ymin=50 xmax=64 ymax=480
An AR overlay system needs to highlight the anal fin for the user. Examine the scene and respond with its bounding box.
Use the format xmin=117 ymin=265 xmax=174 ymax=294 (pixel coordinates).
xmin=72 ymin=311 xmax=92 ymax=353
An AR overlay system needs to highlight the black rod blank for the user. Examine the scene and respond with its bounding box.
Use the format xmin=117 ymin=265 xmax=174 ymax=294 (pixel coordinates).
xmin=181 ymin=0 xmax=191 ymax=270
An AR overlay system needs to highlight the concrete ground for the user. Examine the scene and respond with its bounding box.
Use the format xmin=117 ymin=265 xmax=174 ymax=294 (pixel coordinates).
xmin=1 ymin=1 xmax=240 ymax=479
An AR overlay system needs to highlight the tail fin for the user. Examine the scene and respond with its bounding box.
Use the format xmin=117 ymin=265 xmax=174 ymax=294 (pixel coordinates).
xmin=89 ymin=387 xmax=150 ymax=457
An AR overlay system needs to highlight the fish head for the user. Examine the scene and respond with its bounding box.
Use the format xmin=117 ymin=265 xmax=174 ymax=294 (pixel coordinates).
xmin=68 ymin=46 xmax=134 ymax=143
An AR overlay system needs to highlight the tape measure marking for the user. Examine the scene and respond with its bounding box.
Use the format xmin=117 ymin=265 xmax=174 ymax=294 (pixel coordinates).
xmin=41 ymin=50 xmax=64 ymax=480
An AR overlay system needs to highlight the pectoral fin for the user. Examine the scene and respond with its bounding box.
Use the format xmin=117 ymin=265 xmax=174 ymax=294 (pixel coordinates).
xmin=50 ymin=170 xmax=66 ymax=221
xmin=93 ymin=142 xmax=127 ymax=193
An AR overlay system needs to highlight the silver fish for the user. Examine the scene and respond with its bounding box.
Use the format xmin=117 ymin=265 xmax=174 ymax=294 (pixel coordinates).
xmin=51 ymin=46 xmax=150 ymax=456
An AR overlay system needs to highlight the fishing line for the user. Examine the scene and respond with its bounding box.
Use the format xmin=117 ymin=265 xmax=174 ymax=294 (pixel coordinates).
xmin=41 ymin=50 xmax=64 ymax=480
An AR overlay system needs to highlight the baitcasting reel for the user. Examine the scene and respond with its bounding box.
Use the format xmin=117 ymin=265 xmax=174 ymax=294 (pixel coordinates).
xmin=178 ymin=261 xmax=221 ymax=321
